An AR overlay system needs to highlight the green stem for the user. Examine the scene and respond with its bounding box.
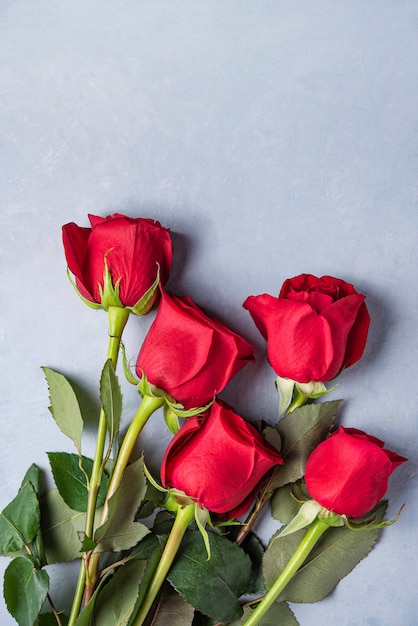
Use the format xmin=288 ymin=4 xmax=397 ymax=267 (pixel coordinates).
xmin=131 ymin=503 xmax=196 ymax=626
xmin=242 ymin=517 xmax=329 ymax=626
xmin=104 ymin=395 xmax=165 ymax=520
xmin=68 ymin=306 xmax=129 ymax=626
xmin=86 ymin=393 xmax=165 ymax=596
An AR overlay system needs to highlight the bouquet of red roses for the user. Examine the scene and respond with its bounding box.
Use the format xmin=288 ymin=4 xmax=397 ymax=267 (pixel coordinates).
xmin=0 ymin=214 xmax=407 ymax=626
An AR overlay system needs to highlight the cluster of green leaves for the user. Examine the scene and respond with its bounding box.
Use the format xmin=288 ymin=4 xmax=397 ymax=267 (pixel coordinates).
xmin=1 ymin=367 xmax=387 ymax=626
xmin=138 ymin=399 xmax=386 ymax=626
xmin=0 ymin=365 xmax=257 ymax=626
xmin=0 ymin=464 xmax=50 ymax=626
xmin=227 ymin=400 xmax=387 ymax=626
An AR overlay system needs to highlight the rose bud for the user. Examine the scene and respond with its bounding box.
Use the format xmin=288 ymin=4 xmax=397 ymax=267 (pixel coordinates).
xmin=243 ymin=274 xmax=370 ymax=384
xmin=136 ymin=290 xmax=255 ymax=409
xmin=62 ymin=214 xmax=172 ymax=313
xmin=161 ymin=401 xmax=284 ymax=517
xmin=305 ymin=426 xmax=407 ymax=518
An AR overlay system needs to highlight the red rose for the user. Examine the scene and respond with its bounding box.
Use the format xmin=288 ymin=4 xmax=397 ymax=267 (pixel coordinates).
xmin=136 ymin=290 xmax=254 ymax=409
xmin=305 ymin=426 xmax=407 ymax=518
xmin=161 ymin=401 xmax=283 ymax=517
xmin=243 ymin=274 xmax=370 ymax=383
xmin=62 ymin=214 xmax=172 ymax=312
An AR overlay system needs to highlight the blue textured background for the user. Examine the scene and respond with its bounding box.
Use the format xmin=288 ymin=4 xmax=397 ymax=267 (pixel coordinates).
xmin=1 ymin=2 xmax=417 ymax=624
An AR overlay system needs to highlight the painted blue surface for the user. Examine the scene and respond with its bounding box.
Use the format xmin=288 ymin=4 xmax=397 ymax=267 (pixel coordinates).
xmin=1 ymin=1 xmax=417 ymax=624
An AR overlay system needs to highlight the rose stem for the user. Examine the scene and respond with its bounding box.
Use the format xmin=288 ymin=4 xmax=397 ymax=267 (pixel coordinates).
xmin=242 ymin=517 xmax=329 ymax=626
xmin=86 ymin=393 xmax=165 ymax=595
xmin=131 ymin=503 xmax=196 ymax=626
xmin=68 ymin=305 xmax=129 ymax=626
xmin=235 ymin=478 xmax=273 ymax=546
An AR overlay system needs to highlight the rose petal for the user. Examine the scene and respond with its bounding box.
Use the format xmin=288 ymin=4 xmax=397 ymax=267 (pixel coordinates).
xmin=319 ymin=294 xmax=367 ymax=379
xmin=62 ymin=222 xmax=95 ymax=301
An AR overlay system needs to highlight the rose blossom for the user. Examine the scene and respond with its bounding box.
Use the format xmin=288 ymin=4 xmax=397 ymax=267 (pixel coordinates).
xmin=305 ymin=426 xmax=407 ymax=518
xmin=243 ymin=274 xmax=370 ymax=383
xmin=62 ymin=214 xmax=172 ymax=311
xmin=136 ymin=290 xmax=254 ymax=408
xmin=161 ymin=401 xmax=283 ymax=517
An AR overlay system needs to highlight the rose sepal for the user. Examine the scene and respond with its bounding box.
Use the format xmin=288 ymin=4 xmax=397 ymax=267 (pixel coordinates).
xmin=163 ymin=406 xmax=181 ymax=434
xmin=164 ymin=396 xmax=213 ymax=418
xmin=98 ymin=252 xmax=124 ymax=309
xmin=194 ymin=503 xmax=211 ymax=560
xmin=276 ymin=375 xmax=336 ymax=416
xmin=296 ymin=380 xmax=336 ymax=399
xmin=276 ymin=500 xmax=325 ymax=538
xmin=143 ymin=463 xmax=193 ymax=510
xmin=344 ymin=503 xmax=405 ymax=531
xmin=128 ymin=264 xmax=161 ymax=315
xmin=136 ymin=371 xmax=213 ymax=433
xmin=162 ymin=491 xmax=212 ymax=559
xmin=278 ymin=495 xmax=404 ymax=541
xmin=66 ymin=269 xmax=103 ymax=310
xmin=120 ymin=342 xmax=140 ymax=385
xmin=276 ymin=500 xmax=343 ymax=539
xmin=143 ymin=464 xmax=212 ymax=559
xmin=163 ymin=401 xmax=212 ymax=434
xmin=136 ymin=370 xmax=166 ymax=401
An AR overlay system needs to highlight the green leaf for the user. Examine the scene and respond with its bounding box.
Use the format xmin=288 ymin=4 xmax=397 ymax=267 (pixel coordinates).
xmin=271 ymin=484 xmax=307 ymax=524
xmin=278 ymin=400 xmax=341 ymax=457
xmin=150 ymin=585 xmax=195 ymax=626
xmin=230 ymin=601 xmax=299 ymax=626
xmin=269 ymin=401 xmax=341 ymax=491
xmin=126 ymin=533 xmax=162 ymax=562
xmin=92 ymin=560 xmax=147 ymax=625
xmin=21 ymin=464 xmax=42 ymax=494
xmin=40 ymin=489 xmax=102 ymax=564
xmin=0 ymin=481 xmax=40 ymax=555
xmin=47 ymin=452 xmax=109 ymax=512
xmin=19 ymin=464 xmax=47 ymax=566
xmin=263 ymin=501 xmax=387 ymax=603
xmin=4 ymin=555 xmax=49 ymax=626
xmin=42 ymin=367 xmax=83 ymax=452
xmin=79 ymin=534 xmax=97 ymax=552
xmin=167 ymin=529 xmax=252 ymax=622
xmin=100 ymin=359 xmax=122 ymax=443
xmin=128 ymin=534 xmax=165 ymax=620
xmin=94 ymin=457 xmax=149 ymax=552
xmin=240 ymin=532 xmax=266 ymax=594
xmin=141 ymin=480 xmax=168 ymax=511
